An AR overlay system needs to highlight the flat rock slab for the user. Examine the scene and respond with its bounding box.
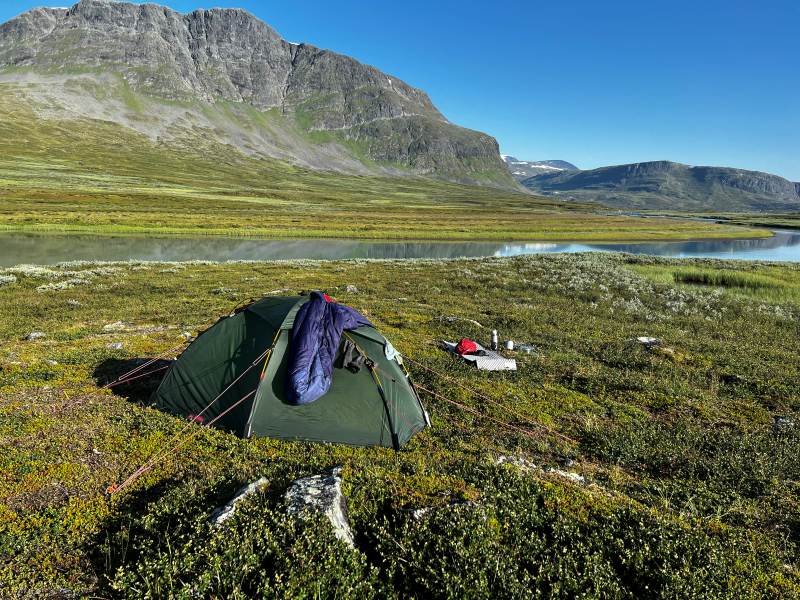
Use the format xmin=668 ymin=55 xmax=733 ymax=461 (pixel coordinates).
xmin=209 ymin=477 xmax=269 ymax=527
xmin=632 ymin=336 xmax=662 ymax=348
xmin=285 ymin=466 xmax=355 ymax=548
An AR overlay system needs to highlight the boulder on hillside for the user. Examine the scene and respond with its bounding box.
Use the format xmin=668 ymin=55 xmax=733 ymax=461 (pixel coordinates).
xmin=285 ymin=466 xmax=355 ymax=548
xmin=209 ymin=477 xmax=270 ymax=527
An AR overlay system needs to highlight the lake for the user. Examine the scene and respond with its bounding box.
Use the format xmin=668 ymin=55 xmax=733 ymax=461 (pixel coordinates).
xmin=2 ymin=230 xmax=800 ymax=266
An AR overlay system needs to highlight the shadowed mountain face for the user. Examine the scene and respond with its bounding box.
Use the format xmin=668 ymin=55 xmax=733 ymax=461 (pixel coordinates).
xmin=0 ymin=0 xmax=515 ymax=186
xmin=522 ymin=160 xmax=800 ymax=212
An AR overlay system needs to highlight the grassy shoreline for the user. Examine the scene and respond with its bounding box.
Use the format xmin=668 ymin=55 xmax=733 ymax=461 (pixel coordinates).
xmin=0 ymin=224 xmax=773 ymax=244
xmin=0 ymin=206 xmax=782 ymax=250
xmin=1 ymin=253 xmax=799 ymax=597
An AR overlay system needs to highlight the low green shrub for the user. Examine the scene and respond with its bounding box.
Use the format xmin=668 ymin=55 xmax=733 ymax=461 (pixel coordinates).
xmin=673 ymin=269 xmax=780 ymax=290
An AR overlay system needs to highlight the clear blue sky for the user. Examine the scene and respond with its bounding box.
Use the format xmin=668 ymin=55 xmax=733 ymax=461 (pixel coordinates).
xmin=2 ymin=0 xmax=799 ymax=180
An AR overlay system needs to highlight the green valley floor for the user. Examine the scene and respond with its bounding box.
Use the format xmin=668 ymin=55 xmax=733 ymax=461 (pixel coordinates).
xmin=0 ymin=88 xmax=770 ymax=243
xmin=1 ymin=254 xmax=799 ymax=598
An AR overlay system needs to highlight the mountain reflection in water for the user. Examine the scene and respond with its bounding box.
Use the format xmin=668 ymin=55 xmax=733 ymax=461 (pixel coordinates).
xmin=2 ymin=230 xmax=800 ymax=266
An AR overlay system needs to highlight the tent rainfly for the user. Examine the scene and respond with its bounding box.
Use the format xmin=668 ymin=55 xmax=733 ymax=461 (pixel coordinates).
xmin=152 ymin=295 xmax=430 ymax=449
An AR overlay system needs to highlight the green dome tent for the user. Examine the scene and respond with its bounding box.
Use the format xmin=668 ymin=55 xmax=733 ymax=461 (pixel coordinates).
xmin=152 ymin=295 xmax=430 ymax=449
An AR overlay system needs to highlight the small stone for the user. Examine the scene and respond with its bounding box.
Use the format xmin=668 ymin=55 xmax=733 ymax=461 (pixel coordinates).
xmin=346 ymin=285 xmax=359 ymax=294
xmin=103 ymin=321 xmax=129 ymax=332
xmin=773 ymin=416 xmax=795 ymax=435
xmin=408 ymin=506 xmax=432 ymax=520
xmin=496 ymin=455 xmax=538 ymax=472
xmin=633 ymin=336 xmax=662 ymax=347
xmin=403 ymin=501 xmax=477 ymax=521
xmin=107 ymin=342 xmax=124 ymax=350
xmin=210 ymin=287 xmax=235 ymax=295
xmin=548 ymin=469 xmax=585 ymax=484
xmin=181 ymin=331 xmax=195 ymax=341
xmin=45 ymin=359 xmax=59 ymax=366
xmin=66 ymin=299 xmax=82 ymax=308
xmin=25 ymin=332 xmax=46 ymax=341
xmin=516 ymin=344 xmax=539 ymax=355
xmin=285 ymin=467 xmax=354 ymax=548
xmin=209 ymin=477 xmax=269 ymax=527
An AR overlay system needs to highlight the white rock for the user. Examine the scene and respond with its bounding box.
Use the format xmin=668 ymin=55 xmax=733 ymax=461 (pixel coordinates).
xmin=548 ymin=469 xmax=585 ymax=484
xmin=107 ymin=342 xmax=124 ymax=350
xmin=497 ymin=456 xmax=586 ymax=484
xmin=25 ymin=332 xmax=46 ymax=341
xmin=103 ymin=321 xmax=129 ymax=331
xmin=405 ymin=501 xmax=476 ymax=521
xmin=495 ymin=455 xmax=538 ymax=472
xmin=285 ymin=467 xmax=355 ymax=548
xmin=209 ymin=477 xmax=269 ymax=527
xmin=773 ymin=416 xmax=795 ymax=434
xmin=346 ymin=285 xmax=359 ymax=294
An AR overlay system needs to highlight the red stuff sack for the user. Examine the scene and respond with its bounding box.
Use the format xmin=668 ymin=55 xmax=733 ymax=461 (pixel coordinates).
xmin=455 ymin=338 xmax=478 ymax=355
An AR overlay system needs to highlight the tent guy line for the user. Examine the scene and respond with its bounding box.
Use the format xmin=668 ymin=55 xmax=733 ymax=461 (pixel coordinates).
xmin=108 ymin=346 xmax=272 ymax=495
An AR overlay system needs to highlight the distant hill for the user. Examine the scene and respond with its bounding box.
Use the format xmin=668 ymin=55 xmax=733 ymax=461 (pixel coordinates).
xmin=521 ymin=160 xmax=800 ymax=212
xmin=502 ymin=156 xmax=578 ymax=180
xmin=0 ymin=0 xmax=516 ymax=187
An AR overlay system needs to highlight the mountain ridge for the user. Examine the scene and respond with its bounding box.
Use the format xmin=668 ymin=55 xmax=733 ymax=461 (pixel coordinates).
xmin=0 ymin=0 xmax=515 ymax=186
xmin=521 ymin=160 xmax=800 ymax=212
xmin=502 ymin=156 xmax=578 ymax=180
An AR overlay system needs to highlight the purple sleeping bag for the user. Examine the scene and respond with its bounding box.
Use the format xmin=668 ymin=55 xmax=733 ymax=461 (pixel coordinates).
xmin=287 ymin=291 xmax=372 ymax=405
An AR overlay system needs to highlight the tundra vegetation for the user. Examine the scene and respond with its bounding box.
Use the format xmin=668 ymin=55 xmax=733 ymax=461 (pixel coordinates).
xmin=1 ymin=253 xmax=799 ymax=598
xmin=0 ymin=87 xmax=769 ymax=243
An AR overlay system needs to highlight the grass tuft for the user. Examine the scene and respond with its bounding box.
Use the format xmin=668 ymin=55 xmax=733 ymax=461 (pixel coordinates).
xmin=673 ymin=269 xmax=781 ymax=290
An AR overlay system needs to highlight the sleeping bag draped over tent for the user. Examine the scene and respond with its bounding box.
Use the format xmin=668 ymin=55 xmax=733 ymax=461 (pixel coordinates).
xmin=152 ymin=294 xmax=429 ymax=449
xmin=287 ymin=291 xmax=371 ymax=405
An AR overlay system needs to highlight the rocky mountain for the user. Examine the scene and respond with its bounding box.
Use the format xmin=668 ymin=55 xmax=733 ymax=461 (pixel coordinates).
xmin=0 ymin=0 xmax=515 ymax=186
xmin=502 ymin=156 xmax=578 ymax=180
xmin=521 ymin=160 xmax=800 ymax=212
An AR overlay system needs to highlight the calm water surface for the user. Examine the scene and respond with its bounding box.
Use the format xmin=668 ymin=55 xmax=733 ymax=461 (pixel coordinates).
xmin=2 ymin=230 xmax=800 ymax=266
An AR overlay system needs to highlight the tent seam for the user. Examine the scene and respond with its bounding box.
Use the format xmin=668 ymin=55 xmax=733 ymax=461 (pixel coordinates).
xmin=245 ymin=296 xmax=308 ymax=436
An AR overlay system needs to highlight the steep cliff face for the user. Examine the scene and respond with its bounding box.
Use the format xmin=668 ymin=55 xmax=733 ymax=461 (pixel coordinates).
xmin=522 ymin=161 xmax=800 ymax=212
xmin=0 ymin=0 xmax=514 ymax=185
